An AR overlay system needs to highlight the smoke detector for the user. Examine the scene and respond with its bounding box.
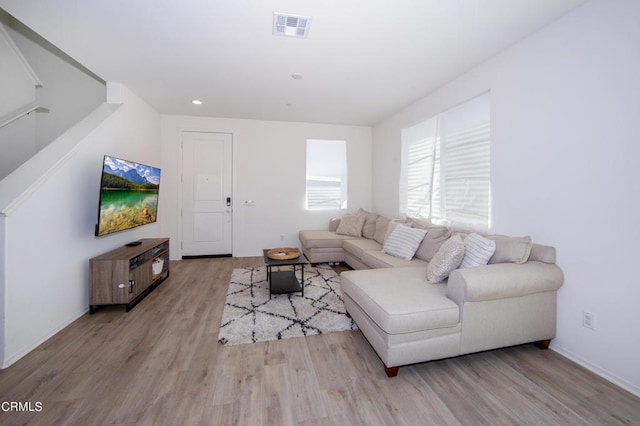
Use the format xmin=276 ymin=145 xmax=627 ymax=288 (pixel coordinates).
xmin=273 ymin=13 xmax=311 ymax=38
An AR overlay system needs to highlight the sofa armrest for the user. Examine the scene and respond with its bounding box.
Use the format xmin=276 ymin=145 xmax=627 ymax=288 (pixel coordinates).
xmin=446 ymin=261 xmax=564 ymax=306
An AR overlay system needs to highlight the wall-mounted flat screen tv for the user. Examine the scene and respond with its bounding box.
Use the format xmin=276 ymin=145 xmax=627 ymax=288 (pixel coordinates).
xmin=95 ymin=155 xmax=161 ymax=237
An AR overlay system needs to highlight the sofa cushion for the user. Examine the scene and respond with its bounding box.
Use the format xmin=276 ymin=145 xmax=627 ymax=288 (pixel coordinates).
xmin=357 ymin=208 xmax=378 ymax=239
xmin=299 ymin=230 xmax=360 ymax=249
xmin=373 ymin=216 xmax=393 ymax=244
xmin=405 ymin=216 xmax=432 ymax=229
xmin=460 ymin=233 xmax=496 ymax=268
xmin=373 ymin=216 xmax=406 ymax=244
xmin=343 ymin=238 xmax=382 ymax=259
xmin=427 ymin=234 xmax=465 ymax=283
xmin=414 ymin=225 xmax=452 ymax=262
xmin=529 ymin=243 xmax=556 ymax=264
xmin=301 ymin=246 xmax=345 ymax=264
xmin=382 ymin=224 xmax=427 ymax=260
xmin=361 ymin=250 xmax=428 ymax=269
xmin=336 ymin=213 xmax=366 ymax=237
xmin=488 ymin=235 xmax=533 ymax=264
xmin=341 ymin=267 xmax=460 ymax=334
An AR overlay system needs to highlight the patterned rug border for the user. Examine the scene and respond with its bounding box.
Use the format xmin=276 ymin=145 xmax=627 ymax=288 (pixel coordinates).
xmin=217 ymin=265 xmax=357 ymax=346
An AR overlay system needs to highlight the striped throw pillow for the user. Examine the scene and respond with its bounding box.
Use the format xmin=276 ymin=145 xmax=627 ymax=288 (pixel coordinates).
xmin=460 ymin=233 xmax=496 ymax=268
xmin=382 ymin=224 xmax=428 ymax=261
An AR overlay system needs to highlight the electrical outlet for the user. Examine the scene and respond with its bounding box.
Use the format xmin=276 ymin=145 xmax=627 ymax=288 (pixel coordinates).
xmin=582 ymin=311 xmax=595 ymax=330
xmin=280 ymin=234 xmax=285 ymax=241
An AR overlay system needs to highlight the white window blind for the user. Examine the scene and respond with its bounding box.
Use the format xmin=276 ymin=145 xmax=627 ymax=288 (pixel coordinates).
xmin=306 ymin=139 xmax=348 ymax=210
xmin=401 ymin=92 xmax=490 ymax=230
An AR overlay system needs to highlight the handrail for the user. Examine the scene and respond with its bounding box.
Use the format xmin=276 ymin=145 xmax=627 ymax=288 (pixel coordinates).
xmin=0 ymin=101 xmax=49 ymax=129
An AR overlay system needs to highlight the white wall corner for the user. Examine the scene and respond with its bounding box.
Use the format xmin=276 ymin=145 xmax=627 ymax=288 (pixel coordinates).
xmin=0 ymin=216 xmax=6 ymax=368
xmin=0 ymin=20 xmax=43 ymax=88
xmin=106 ymin=82 xmax=123 ymax=105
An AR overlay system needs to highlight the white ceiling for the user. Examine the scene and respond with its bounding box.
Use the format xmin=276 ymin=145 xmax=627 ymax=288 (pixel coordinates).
xmin=1 ymin=0 xmax=588 ymax=126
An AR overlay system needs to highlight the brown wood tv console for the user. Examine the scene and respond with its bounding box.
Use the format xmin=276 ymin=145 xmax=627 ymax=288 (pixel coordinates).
xmin=89 ymin=238 xmax=170 ymax=313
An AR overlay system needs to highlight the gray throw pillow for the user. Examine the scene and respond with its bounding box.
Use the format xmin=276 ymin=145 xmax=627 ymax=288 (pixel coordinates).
xmin=427 ymin=234 xmax=465 ymax=283
xmin=357 ymin=208 xmax=378 ymax=240
xmin=373 ymin=216 xmax=392 ymax=244
xmin=335 ymin=213 xmax=366 ymax=237
xmin=414 ymin=225 xmax=452 ymax=262
xmin=405 ymin=216 xmax=431 ymax=229
xmin=488 ymin=235 xmax=533 ymax=264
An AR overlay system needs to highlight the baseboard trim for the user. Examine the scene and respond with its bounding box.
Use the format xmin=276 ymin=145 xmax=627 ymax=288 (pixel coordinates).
xmin=182 ymin=254 xmax=232 ymax=259
xmin=550 ymin=342 xmax=640 ymax=398
xmin=1 ymin=307 xmax=88 ymax=369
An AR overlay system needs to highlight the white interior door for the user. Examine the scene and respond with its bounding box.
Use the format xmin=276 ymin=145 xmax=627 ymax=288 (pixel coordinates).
xmin=181 ymin=132 xmax=232 ymax=256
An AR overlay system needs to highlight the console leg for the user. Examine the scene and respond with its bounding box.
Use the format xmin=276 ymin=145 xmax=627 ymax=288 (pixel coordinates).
xmin=384 ymin=365 xmax=399 ymax=377
xmin=535 ymin=339 xmax=551 ymax=350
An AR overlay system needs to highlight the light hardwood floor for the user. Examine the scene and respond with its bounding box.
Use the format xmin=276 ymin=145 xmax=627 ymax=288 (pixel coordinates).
xmin=1 ymin=257 xmax=638 ymax=425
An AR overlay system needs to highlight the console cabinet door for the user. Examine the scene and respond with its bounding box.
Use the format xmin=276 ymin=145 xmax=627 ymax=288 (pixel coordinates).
xmin=90 ymin=262 xmax=131 ymax=305
xmin=130 ymin=264 xmax=152 ymax=298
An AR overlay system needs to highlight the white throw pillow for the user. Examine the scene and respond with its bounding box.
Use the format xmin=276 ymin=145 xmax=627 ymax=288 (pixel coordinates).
xmin=382 ymin=224 xmax=428 ymax=261
xmin=335 ymin=213 xmax=366 ymax=237
xmin=460 ymin=233 xmax=496 ymax=268
xmin=427 ymin=234 xmax=465 ymax=283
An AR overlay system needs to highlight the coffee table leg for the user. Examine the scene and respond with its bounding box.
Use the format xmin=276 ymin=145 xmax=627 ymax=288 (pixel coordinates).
xmin=268 ymin=265 xmax=272 ymax=300
xmin=301 ymin=264 xmax=304 ymax=297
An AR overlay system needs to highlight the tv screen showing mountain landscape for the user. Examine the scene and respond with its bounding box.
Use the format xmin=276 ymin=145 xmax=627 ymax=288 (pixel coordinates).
xmin=96 ymin=155 xmax=161 ymax=237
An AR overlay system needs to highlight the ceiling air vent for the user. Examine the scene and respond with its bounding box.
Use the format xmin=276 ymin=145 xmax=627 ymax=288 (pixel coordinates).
xmin=273 ymin=13 xmax=311 ymax=38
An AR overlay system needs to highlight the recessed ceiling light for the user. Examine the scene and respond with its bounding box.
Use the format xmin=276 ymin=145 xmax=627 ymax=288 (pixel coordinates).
xmin=191 ymin=100 xmax=202 ymax=105
xmin=291 ymin=73 xmax=304 ymax=80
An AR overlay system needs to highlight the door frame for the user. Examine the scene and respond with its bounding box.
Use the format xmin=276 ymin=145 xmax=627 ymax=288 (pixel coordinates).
xmin=177 ymin=130 xmax=234 ymax=258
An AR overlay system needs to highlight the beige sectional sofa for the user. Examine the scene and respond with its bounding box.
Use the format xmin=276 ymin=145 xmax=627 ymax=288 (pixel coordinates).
xmin=300 ymin=215 xmax=436 ymax=269
xmin=298 ymin=212 xmax=564 ymax=377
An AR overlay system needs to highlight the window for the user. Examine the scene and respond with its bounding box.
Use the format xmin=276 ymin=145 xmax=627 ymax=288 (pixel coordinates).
xmin=306 ymin=139 xmax=347 ymax=210
xmin=400 ymin=92 xmax=490 ymax=230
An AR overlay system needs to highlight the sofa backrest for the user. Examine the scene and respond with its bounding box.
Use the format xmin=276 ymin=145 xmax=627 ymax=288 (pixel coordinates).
xmin=443 ymin=228 xmax=557 ymax=265
xmin=329 ymin=215 xmax=557 ymax=265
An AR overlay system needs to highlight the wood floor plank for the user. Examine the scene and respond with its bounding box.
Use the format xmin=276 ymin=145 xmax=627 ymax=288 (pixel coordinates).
xmin=379 ymin=369 xmax=462 ymax=425
xmin=0 ymin=257 xmax=638 ymax=425
xmin=457 ymin=351 xmax=587 ymax=425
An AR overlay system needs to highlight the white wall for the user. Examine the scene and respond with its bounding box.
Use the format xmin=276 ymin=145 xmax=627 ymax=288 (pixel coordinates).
xmin=0 ymin=12 xmax=105 ymax=180
xmin=0 ymin=18 xmax=35 ymax=117
xmin=161 ymin=116 xmax=372 ymax=258
xmin=0 ymin=16 xmax=38 ymax=180
xmin=373 ymin=0 xmax=640 ymax=395
xmin=6 ymin=19 xmax=105 ymax=152
xmin=0 ymin=216 xmax=6 ymax=365
xmin=0 ymin=85 xmax=161 ymax=367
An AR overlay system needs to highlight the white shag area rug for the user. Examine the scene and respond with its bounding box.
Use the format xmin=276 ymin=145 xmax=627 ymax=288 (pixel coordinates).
xmin=217 ymin=265 xmax=357 ymax=346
